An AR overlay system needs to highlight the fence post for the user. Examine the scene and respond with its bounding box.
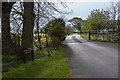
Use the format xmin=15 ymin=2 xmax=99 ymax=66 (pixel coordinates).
xmin=88 ymin=30 xmax=90 ymax=40
xmin=102 ymin=30 xmax=104 ymax=40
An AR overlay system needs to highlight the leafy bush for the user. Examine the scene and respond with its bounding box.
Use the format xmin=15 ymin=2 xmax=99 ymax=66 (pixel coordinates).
xmin=2 ymin=55 xmax=20 ymax=73
xmin=47 ymin=18 xmax=65 ymax=43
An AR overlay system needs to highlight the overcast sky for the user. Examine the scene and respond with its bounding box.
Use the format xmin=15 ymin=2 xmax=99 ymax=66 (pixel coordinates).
xmin=65 ymin=0 xmax=119 ymax=20
xmin=65 ymin=2 xmax=111 ymax=20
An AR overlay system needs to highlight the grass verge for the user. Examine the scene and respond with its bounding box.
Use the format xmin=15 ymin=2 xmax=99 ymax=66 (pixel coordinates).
xmin=2 ymin=47 xmax=70 ymax=78
xmin=78 ymin=33 xmax=88 ymax=40
xmin=65 ymin=34 xmax=73 ymax=37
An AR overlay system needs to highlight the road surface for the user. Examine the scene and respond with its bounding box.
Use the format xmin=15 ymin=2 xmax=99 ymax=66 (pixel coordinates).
xmin=63 ymin=34 xmax=118 ymax=78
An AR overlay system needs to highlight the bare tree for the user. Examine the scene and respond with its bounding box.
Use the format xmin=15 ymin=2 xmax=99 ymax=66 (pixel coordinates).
xmin=107 ymin=1 xmax=118 ymax=20
xmin=34 ymin=0 xmax=71 ymax=49
xmin=118 ymin=1 xmax=120 ymax=40
xmin=10 ymin=1 xmax=23 ymax=47
xmin=106 ymin=1 xmax=120 ymax=30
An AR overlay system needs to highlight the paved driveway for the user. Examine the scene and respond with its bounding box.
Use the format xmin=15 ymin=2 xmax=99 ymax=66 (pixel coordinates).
xmin=63 ymin=34 xmax=118 ymax=78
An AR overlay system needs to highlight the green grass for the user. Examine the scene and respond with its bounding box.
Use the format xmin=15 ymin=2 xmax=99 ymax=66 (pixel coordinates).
xmin=2 ymin=55 xmax=20 ymax=73
xmin=2 ymin=47 xmax=70 ymax=78
xmin=65 ymin=34 xmax=73 ymax=37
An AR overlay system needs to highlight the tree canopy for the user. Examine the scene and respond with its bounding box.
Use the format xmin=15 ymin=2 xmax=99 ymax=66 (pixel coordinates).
xmin=68 ymin=17 xmax=82 ymax=31
xmin=81 ymin=9 xmax=110 ymax=31
xmin=65 ymin=25 xmax=74 ymax=35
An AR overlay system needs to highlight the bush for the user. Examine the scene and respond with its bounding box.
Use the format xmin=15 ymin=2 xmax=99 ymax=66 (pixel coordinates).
xmin=2 ymin=55 xmax=17 ymax=63
xmin=51 ymin=37 xmax=61 ymax=48
xmin=2 ymin=55 xmax=20 ymax=73
xmin=47 ymin=18 xmax=65 ymax=44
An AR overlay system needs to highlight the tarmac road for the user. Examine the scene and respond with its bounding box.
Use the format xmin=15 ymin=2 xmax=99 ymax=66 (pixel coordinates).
xmin=63 ymin=34 xmax=118 ymax=78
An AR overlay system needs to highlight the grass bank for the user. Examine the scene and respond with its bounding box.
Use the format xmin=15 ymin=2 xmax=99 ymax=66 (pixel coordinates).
xmin=65 ymin=34 xmax=73 ymax=37
xmin=2 ymin=47 xmax=70 ymax=78
xmin=78 ymin=33 xmax=88 ymax=40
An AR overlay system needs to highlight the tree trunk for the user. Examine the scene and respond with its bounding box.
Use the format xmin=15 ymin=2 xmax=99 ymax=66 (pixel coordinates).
xmin=22 ymin=2 xmax=34 ymax=49
xmin=36 ymin=3 xmax=42 ymax=50
xmin=2 ymin=2 xmax=15 ymax=55
xmin=21 ymin=2 xmax=34 ymax=62
xmin=46 ymin=34 xmax=48 ymax=47
xmin=17 ymin=34 xmax=20 ymax=47
xmin=118 ymin=15 xmax=120 ymax=41
xmin=37 ymin=24 xmax=42 ymax=50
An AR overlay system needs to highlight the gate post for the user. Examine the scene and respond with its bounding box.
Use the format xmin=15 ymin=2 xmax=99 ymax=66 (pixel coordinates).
xmin=88 ymin=30 xmax=91 ymax=40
